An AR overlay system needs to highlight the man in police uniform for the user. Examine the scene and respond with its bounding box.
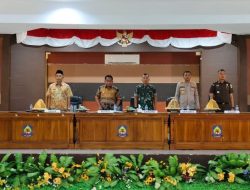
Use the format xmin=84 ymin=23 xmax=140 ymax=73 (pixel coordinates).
xmin=134 ymin=73 xmax=157 ymax=110
xmin=175 ymin=71 xmax=200 ymax=110
xmin=95 ymin=75 xmax=121 ymax=110
xmin=209 ymin=69 xmax=234 ymax=111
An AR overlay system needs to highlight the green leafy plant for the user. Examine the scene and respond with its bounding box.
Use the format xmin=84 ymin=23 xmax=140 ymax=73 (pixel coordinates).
xmin=0 ymin=152 xmax=249 ymax=189
xmin=119 ymin=154 xmax=144 ymax=188
xmin=206 ymin=153 xmax=250 ymax=184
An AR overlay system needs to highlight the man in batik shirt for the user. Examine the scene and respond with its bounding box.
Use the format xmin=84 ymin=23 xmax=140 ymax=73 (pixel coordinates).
xmin=95 ymin=75 xmax=121 ymax=110
xmin=46 ymin=70 xmax=73 ymax=111
xmin=134 ymin=73 xmax=157 ymax=110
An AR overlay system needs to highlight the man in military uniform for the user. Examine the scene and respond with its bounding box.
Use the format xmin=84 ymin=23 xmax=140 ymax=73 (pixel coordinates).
xmin=175 ymin=71 xmax=200 ymax=110
xmin=134 ymin=73 xmax=157 ymax=110
xmin=95 ymin=75 xmax=121 ymax=110
xmin=209 ymin=69 xmax=234 ymax=111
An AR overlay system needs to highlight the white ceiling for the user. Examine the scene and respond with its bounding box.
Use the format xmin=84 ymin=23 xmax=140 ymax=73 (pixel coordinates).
xmin=1 ymin=0 xmax=250 ymax=35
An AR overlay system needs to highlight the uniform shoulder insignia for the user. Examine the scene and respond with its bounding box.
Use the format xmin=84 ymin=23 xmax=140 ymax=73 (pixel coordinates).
xmin=112 ymin=85 xmax=118 ymax=89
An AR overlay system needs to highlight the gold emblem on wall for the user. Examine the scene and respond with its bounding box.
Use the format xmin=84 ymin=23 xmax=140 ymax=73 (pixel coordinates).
xmin=116 ymin=31 xmax=133 ymax=47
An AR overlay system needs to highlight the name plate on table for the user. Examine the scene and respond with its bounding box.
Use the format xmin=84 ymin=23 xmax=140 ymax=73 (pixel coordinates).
xmin=180 ymin=110 xmax=197 ymax=114
xmin=97 ymin=110 xmax=115 ymax=113
xmin=44 ymin=109 xmax=61 ymax=113
xmin=224 ymin=110 xmax=240 ymax=114
xmin=140 ymin=110 xmax=158 ymax=114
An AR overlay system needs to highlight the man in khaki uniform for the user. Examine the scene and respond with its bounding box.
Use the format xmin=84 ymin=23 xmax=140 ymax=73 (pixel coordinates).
xmin=46 ymin=70 xmax=73 ymax=111
xmin=95 ymin=75 xmax=121 ymax=110
xmin=175 ymin=71 xmax=200 ymax=110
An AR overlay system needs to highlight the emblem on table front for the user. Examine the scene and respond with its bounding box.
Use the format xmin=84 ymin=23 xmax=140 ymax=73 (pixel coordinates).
xmin=22 ymin=125 xmax=33 ymax=137
xmin=212 ymin=125 xmax=222 ymax=138
xmin=117 ymin=125 xmax=128 ymax=138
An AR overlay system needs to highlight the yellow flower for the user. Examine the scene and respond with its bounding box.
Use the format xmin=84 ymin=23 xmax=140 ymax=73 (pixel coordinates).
xmin=170 ymin=179 xmax=177 ymax=186
xmin=101 ymin=168 xmax=106 ymax=173
xmin=52 ymin=162 xmax=57 ymax=169
xmin=180 ymin=163 xmax=188 ymax=173
xmin=98 ymin=160 xmax=103 ymax=164
xmin=81 ymin=174 xmax=89 ymax=181
xmin=217 ymin=172 xmax=225 ymax=181
xmin=164 ymin=176 xmax=177 ymax=186
xmin=106 ymin=176 xmax=112 ymax=182
xmin=62 ymin=172 xmax=71 ymax=178
xmin=147 ymin=176 xmax=153 ymax=183
xmin=125 ymin=162 xmax=133 ymax=168
xmin=52 ymin=162 xmax=59 ymax=172
xmin=72 ymin=164 xmax=81 ymax=168
xmin=58 ymin=167 xmax=65 ymax=174
xmin=144 ymin=180 xmax=150 ymax=185
xmin=43 ymin=172 xmax=52 ymax=181
xmin=164 ymin=176 xmax=171 ymax=182
xmin=53 ymin=177 xmax=62 ymax=185
xmin=0 ymin=179 xmax=6 ymax=186
xmin=228 ymin=172 xmax=235 ymax=183
xmin=187 ymin=166 xmax=196 ymax=177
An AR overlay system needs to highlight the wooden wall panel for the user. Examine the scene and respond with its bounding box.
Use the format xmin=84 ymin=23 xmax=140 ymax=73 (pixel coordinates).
xmin=0 ymin=35 xmax=11 ymax=110
xmin=47 ymin=52 xmax=200 ymax=65
xmin=48 ymin=64 xmax=200 ymax=84
xmin=48 ymin=52 xmax=105 ymax=64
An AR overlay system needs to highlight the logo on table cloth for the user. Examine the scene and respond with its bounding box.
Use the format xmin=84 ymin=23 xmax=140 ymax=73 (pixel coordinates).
xmin=212 ymin=125 xmax=222 ymax=138
xmin=22 ymin=125 xmax=33 ymax=137
xmin=117 ymin=125 xmax=128 ymax=138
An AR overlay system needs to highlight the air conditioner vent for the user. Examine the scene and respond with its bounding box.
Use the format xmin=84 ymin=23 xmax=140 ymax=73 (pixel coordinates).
xmin=105 ymin=54 xmax=140 ymax=64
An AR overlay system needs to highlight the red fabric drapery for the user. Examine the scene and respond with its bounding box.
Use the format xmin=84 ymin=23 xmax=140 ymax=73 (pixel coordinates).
xmin=17 ymin=28 xmax=231 ymax=48
xmin=27 ymin=29 xmax=217 ymax=39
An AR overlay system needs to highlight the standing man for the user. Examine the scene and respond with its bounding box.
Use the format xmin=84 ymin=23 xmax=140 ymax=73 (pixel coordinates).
xmin=175 ymin=71 xmax=200 ymax=110
xmin=95 ymin=75 xmax=121 ymax=110
xmin=46 ymin=69 xmax=73 ymax=111
xmin=209 ymin=69 xmax=234 ymax=111
xmin=134 ymin=73 xmax=157 ymax=110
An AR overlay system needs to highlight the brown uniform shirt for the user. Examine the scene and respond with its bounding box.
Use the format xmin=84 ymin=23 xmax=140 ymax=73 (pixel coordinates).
xmin=46 ymin=82 xmax=73 ymax=110
xmin=96 ymin=85 xmax=120 ymax=110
